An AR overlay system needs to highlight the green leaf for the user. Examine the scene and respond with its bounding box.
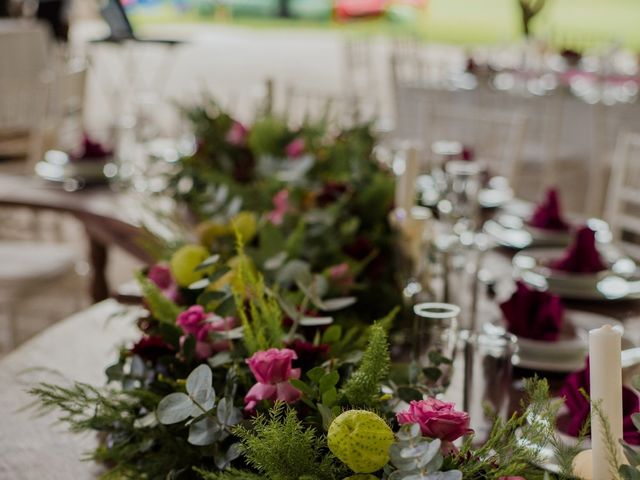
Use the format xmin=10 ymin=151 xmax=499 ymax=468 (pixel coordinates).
xmin=289 ymin=379 xmax=314 ymax=397
xmin=215 ymin=294 xmax=236 ymax=316
xmin=157 ymin=392 xmax=193 ymax=424
xmin=318 ymin=371 xmax=339 ymax=393
xmin=306 ymin=367 xmax=326 ymax=383
xmin=428 ymin=350 xmax=453 ymax=366
xmin=632 ymin=413 xmax=640 ymax=433
xmin=317 ymin=403 xmax=336 ymax=431
xmin=397 ymin=386 xmax=423 ymax=403
xmin=321 ymin=387 xmax=338 ymax=407
xmin=423 ymin=367 xmax=442 ymax=382
xmin=620 ymin=464 xmax=640 ymax=480
xmin=197 ymin=290 xmax=227 ymax=306
xmin=321 ymin=325 xmax=342 ymax=344
xmin=208 ymin=266 xmax=231 ymax=283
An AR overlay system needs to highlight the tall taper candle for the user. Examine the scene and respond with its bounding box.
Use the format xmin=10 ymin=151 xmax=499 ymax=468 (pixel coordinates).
xmin=395 ymin=146 xmax=420 ymax=213
xmin=589 ymin=324 xmax=623 ymax=479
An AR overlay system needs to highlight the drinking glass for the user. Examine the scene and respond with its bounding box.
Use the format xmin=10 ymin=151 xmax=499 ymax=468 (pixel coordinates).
xmin=441 ymin=160 xmax=482 ymax=234
xmin=461 ymin=330 xmax=516 ymax=444
xmin=410 ymin=302 xmax=460 ymax=396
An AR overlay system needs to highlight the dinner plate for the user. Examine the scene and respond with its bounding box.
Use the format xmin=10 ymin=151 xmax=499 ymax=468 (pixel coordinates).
xmin=416 ymin=174 xmax=513 ymax=210
xmin=35 ymin=150 xmax=111 ymax=185
xmin=491 ymin=311 xmax=623 ymax=372
xmin=513 ymin=247 xmax=640 ymax=300
xmin=483 ymin=213 xmax=613 ymax=250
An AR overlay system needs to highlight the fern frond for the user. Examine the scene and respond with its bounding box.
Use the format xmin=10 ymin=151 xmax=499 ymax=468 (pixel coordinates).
xmin=194 ymin=467 xmax=263 ymax=480
xmin=342 ymin=321 xmax=390 ymax=407
xmin=232 ymin=403 xmax=343 ymax=480
xmin=136 ymin=271 xmax=183 ymax=324
xmin=232 ymin=243 xmax=283 ymax=355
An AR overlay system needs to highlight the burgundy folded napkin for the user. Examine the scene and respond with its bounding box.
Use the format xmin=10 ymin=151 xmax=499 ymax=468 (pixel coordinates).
xmin=529 ymin=188 xmax=569 ymax=231
xmin=70 ymin=134 xmax=112 ymax=161
xmin=559 ymin=358 xmax=640 ymax=445
xmin=500 ymin=280 xmax=564 ymax=341
xmin=549 ymin=226 xmax=607 ymax=273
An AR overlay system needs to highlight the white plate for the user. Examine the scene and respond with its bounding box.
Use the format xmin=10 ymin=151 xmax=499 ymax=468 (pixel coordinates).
xmin=509 ymin=311 xmax=623 ymax=372
xmin=513 ymin=247 xmax=639 ymax=300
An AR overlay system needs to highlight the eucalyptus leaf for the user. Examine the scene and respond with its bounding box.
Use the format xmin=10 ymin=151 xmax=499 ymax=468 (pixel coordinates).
xmin=299 ymin=316 xmax=333 ymax=327
xmin=188 ymin=417 xmax=221 ymax=446
xmin=318 ymin=371 xmax=339 ymax=392
xmin=195 ymin=254 xmax=220 ymax=272
xmin=276 ymin=260 xmax=311 ymax=286
xmin=186 ymin=364 xmax=216 ymax=412
xmin=188 ymin=278 xmax=211 ymax=290
xmin=264 ymin=251 xmax=288 ymax=270
xmin=208 ymin=351 xmax=233 ymax=368
xmin=215 ymin=442 xmax=242 ymax=470
xmin=157 ymin=392 xmax=194 ymax=424
xmin=306 ymin=367 xmax=326 ymax=383
xmin=217 ymin=397 xmax=242 ymax=427
xmin=321 ymin=296 xmax=357 ymax=312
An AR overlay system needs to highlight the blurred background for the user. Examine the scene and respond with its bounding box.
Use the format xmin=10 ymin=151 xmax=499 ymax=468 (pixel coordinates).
xmin=0 ymin=0 xmax=639 ymax=353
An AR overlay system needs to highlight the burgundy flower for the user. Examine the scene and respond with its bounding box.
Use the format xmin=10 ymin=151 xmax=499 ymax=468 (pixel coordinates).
xmin=226 ymin=121 xmax=248 ymax=146
xmin=130 ymin=335 xmax=174 ymax=362
xmin=288 ymin=339 xmax=330 ymax=371
xmin=317 ymin=181 xmax=348 ymax=206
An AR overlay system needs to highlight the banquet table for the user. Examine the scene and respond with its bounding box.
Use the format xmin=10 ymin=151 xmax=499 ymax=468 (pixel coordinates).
xmin=2 ymin=246 xmax=640 ymax=478
xmin=0 ymin=174 xmax=157 ymax=302
xmin=0 ymin=300 xmax=140 ymax=480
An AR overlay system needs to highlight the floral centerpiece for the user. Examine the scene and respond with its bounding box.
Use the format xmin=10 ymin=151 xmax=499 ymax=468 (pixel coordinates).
xmin=32 ymin=98 xmax=574 ymax=480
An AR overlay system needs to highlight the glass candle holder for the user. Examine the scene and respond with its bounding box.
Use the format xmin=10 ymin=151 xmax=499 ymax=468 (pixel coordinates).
xmin=410 ymin=302 xmax=460 ymax=396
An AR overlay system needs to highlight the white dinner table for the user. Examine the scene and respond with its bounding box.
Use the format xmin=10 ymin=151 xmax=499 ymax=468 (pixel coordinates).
xmin=0 ymin=300 xmax=140 ymax=480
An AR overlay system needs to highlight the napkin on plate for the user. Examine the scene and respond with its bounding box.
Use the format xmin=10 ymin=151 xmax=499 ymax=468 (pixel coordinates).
xmin=559 ymin=358 xmax=640 ymax=444
xmin=529 ymin=188 xmax=569 ymax=231
xmin=549 ymin=226 xmax=607 ymax=273
xmin=499 ymin=280 xmax=564 ymax=341
xmin=70 ymin=134 xmax=113 ymax=161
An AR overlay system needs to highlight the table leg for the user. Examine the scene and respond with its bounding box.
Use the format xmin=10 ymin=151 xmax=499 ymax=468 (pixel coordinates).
xmin=88 ymin=233 xmax=109 ymax=302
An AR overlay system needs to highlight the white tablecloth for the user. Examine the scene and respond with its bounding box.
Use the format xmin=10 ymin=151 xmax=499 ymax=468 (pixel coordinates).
xmin=0 ymin=300 xmax=140 ymax=479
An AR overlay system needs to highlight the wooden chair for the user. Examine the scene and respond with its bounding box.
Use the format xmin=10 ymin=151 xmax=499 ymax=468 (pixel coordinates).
xmin=0 ymin=20 xmax=51 ymax=166
xmin=604 ymin=132 xmax=640 ymax=260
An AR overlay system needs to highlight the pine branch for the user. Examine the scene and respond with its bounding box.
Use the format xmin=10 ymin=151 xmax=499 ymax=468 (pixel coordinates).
xmin=136 ymin=271 xmax=183 ymax=325
xmin=342 ymin=321 xmax=390 ymax=407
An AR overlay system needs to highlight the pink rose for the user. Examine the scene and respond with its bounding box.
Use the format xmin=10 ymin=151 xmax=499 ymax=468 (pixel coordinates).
xmin=177 ymin=305 xmax=208 ymax=335
xmin=177 ymin=306 xmax=236 ymax=359
xmin=148 ymin=264 xmax=180 ymax=302
xmin=397 ymin=398 xmax=473 ymax=443
xmin=285 ymin=137 xmax=305 ymax=158
xmin=244 ymin=348 xmax=301 ymax=410
xmin=267 ymin=189 xmax=290 ymax=226
xmin=226 ymin=121 xmax=248 ymax=146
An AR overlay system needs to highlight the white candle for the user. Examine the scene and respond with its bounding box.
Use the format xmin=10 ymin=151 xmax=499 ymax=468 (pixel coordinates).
xmin=589 ymin=325 xmax=624 ymax=479
xmin=395 ymin=146 xmax=420 ymax=213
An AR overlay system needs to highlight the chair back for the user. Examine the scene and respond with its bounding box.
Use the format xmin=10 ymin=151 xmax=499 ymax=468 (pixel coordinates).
xmin=604 ymin=132 xmax=640 ymax=259
xmin=425 ymin=106 xmax=528 ymax=186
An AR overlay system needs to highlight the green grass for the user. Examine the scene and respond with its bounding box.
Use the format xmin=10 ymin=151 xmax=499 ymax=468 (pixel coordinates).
xmin=129 ymin=0 xmax=640 ymax=50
